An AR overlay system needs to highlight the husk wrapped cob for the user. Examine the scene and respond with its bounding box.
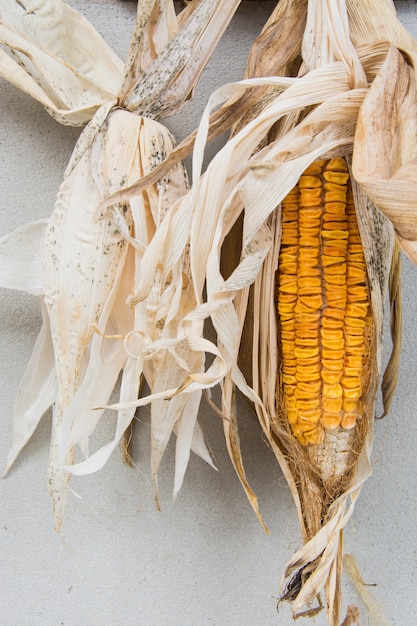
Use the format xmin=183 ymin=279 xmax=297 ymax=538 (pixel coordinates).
xmin=104 ymin=0 xmax=417 ymax=622
xmin=0 ymin=0 xmax=242 ymax=529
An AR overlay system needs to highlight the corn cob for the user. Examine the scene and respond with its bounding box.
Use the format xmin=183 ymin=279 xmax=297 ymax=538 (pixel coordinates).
xmin=276 ymin=157 xmax=373 ymax=458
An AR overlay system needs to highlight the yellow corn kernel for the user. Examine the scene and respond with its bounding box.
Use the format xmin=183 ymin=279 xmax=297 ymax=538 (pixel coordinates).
xmin=321 ymin=317 xmax=343 ymax=329
xmin=326 ymin=285 xmax=347 ymax=298
xmin=297 ymin=411 xmax=320 ymax=428
xmin=279 ymin=282 xmax=298 ymax=294
xmin=323 ymin=263 xmax=346 ymax=275
xmin=324 ymin=202 xmax=346 ymax=215
xmin=285 ymin=393 xmax=297 ymax=407
xmin=294 ymin=346 xmax=319 ymax=359
xmin=287 ymin=408 xmax=299 ymax=424
xmin=299 ymin=175 xmax=322 ymax=188
xmin=297 ymin=363 xmax=321 ymax=374
xmin=296 ymin=337 xmax=319 ymax=347
xmin=323 ymin=397 xmax=343 ymax=413
xmin=324 ymin=274 xmax=347 ymax=286
xmin=296 ymin=356 xmax=321 ymax=367
xmin=323 ymin=171 xmax=350 ymax=185
xmin=321 ymin=255 xmax=345 ymax=266
xmin=297 ymin=380 xmax=321 ymax=393
xmin=304 ymin=160 xmax=326 ymax=174
xmin=320 ymin=413 xmax=342 ymax=429
xmin=345 ymin=316 xmax=366 ymax=328
xmin=346 ymin=302 xmax=369 ymax=317
xmin=321 ymin=229 xmax=349 ymax=240
xmin=341 ymin=413 xmax=357 ymax=429
xmin=298 ymin=268 xmax=321 ymax=278
xmin=324 ymin=191 xmax=347 ymax=202
xmin=345 ymin=334 xmax=364 ymax=347
xmin=343 ymin=366 xmax=361 ymax=377
xmin=297 ymin=295 xmax=323 ymax=310
xmin=322 ymin=337 xmax=345 ymax=350
xmin=321 ymin=328 xmax=344 ymax=341
xmin=283 ymin=374 xmax=297 ymax=385
xmin=322 ymin=383 xmax=343 ymax=398
xmin=343 ymin=398 xmax=359 ymax=413
xmin=322 ymin=348 xmax=345 ymax=360
xmin=297 ymin=399 xmax=320 ymax=411
xmin=345 ymin=345 xmax=365 ymax=356
xmin=322 ymin=358 xmax=345 ymax=371
xmin=321 ymin=370 xmax=342 ymax=384
xmin=345 ymin=355 xmax=363 ymax=368
xmin=325 ymin=157 xmax=348 ymax=171
xmin=343 ymin=386 xmax=361 ymax=399
xmin=323 ymin=307 xmax=345 ymax=320
xmin=298 ymin=276 xmax=321 ymax=289
xmin=300 ymin=235 xmax=320 ymax=247
xmin=299 ymin=247 xmax=320 ymax=259
xmin=341 ymin=375 xmax=361 ymax=390
xmin=345 ymin=326 xmax=364 ymax=337
xmin=300 ymin=188 xmax=322 ymax=205
xmin=300 ymin=207 xmax=322 ymax=219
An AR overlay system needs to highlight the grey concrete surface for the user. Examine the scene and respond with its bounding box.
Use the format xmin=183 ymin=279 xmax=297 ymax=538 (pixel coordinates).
xmin=0 ymin=2 xmax=416 ymax=625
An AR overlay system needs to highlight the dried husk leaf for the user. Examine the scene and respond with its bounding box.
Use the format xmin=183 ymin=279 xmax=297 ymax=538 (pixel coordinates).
xmin=42 ymin=110 xmax=173 ymax=526
xmin=120 ymin=0 xmax=242 ymax=118
xmin=353 ymin=45 xmax=417 ymax=263
xmin=0 ymin=0 xmax=123 ymax=125
xmin=0 ymin=219 xmax=47 ymax=295
xmin=3 ymin=300 xmax=56 ymax=475
xmin=1 ymin=0 xmax=244 ymax=528
xmin=376 ymin=238 xmax=402 ymax=420
xmin=118 ymin=0 xmax=179 ymax=97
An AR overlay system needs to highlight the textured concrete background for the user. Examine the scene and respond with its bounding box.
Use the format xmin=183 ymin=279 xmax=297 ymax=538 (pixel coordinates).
xmin=0 ymin=2 xmax=416 ymax=625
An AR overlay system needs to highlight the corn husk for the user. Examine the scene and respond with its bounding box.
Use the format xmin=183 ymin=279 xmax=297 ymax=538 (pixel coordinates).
xmin=102 ymin=1 xmax=417 ymax=622
xmin=0 ymin=0 xmax=123 ymax=125
xmin=1 ymin=0 xmax=242 ymax=529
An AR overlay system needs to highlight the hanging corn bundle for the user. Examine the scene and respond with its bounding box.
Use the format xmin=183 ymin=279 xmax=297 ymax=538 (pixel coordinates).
xmin=0 ymin=0 xmax=242 ymax=529
xmin=103 ymin=0 xmax=417 ymax=622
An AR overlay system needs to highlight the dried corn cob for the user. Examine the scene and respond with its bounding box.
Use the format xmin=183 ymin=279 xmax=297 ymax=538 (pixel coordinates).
xmin=276 ymin=157 xmax=373 ymax=450
xmin=108 ymin=1 xmax=412 ymax=623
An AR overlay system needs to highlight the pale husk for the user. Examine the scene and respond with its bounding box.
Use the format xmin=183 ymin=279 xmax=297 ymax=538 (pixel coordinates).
xmin=1 ymin=0 xmax=243 ymax=528
xmin=0 ymin=0 xmax=123 ymax=125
